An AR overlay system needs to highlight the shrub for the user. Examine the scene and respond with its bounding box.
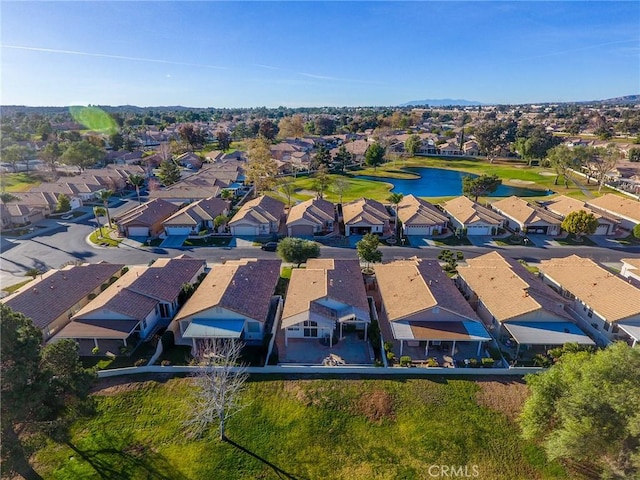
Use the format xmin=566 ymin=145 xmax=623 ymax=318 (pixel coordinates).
xmin=374 ymin=359 xmax=384 ymax=367
xmin=91 ymin=346 xmax=100 ymax=355
xmin=400 ymin=356 xmax=412 ymax=367
xmin=161 ymin=360 xmax=171 ymax=366
xmin=161 ymin=330 xmax=175 ymax=350
xmin=386 ymin=351 xmax=396 ymax=362
xmin=383 ymin=341 xmax=393 ymax=352
xmin=487 ymin=347 xmax=502 ymax=361
xmin=88 ymin=293 xmax=97 ymax=300
xmin=468 ymin=358 xmax=480 ymax=368
xmin=481 ymin=357 xmax=495 ymax=368
xmin=121 ymin=266 xmax=129 ymax=274
xmin=119 ymin=345 xmax=131 ymax=355
xmin=426 ymin=357 xmax=439 ymax=367
xmin=134 ymin=359 xmax=147 ymax=367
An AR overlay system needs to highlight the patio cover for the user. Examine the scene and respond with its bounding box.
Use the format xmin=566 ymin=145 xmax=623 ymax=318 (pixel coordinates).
xmin=617 ymin=323 xmax=640 ymax=343
xmin=55 ymin=319 xmax=139 ymax=339
xmin=503 ymin=321 xmax=595 ymax=346
xmin=183 ymin=319 xmax=245 ymax=339
xmin=391 ymin=321 xmax=491 ymax=342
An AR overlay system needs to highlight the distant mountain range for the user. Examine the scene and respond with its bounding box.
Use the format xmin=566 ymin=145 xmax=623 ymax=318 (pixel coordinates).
xmin=400 ymin=95 xmax=640 ymax=107
xmin=400 ymin=99 xmax=484 ymax=107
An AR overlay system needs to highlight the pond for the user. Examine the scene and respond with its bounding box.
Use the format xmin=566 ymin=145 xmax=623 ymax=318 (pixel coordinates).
xmin=355 ymin=167 xmax=551 ymax=198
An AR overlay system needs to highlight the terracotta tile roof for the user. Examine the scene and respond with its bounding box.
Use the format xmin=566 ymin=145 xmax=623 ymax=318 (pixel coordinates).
xmin=458 ymin=252 xmax=571 ymax=322
xmin=2 ymin=263 xmax=124 ymax=330
xmin=441 ymin=196 xmax=505 ymax=226
xmin=55 ymin=319 xmax=139 ymax=339
xmin=281 ymin=259 xmax=369 ymax=328
xmin=149 ymin=185 xmax=222 ymax=201
xmin=286 ymin=198 xmax=335 ymax=227
xmin=397 ymin=194 xmax=448 ymax=226
xmin=116 ymin=198 xmax=179 ymax=228
xmin=163 ymin=197 xmax=229 ymax=226
xmin=174 ymin=259 xmax=281 ymax=323
xmin=229 ymin=195 xmax=285 ymax=226
xmin=128 ymin=257 xmax=205 ymax=302
xmin=374 ymin=258 xmax=479 ymax=322
xmin=342 ymin=198 xmax=390 ymax=226
xmin=586 ymin=194 xmax=640 ymax=223
xmin=539 ymin=255 xmax=640 ymax=322
xmin=491 ymin=196 xmax=562 ymax=226
xmin=544 ymin=195 xmax=619 ymax=223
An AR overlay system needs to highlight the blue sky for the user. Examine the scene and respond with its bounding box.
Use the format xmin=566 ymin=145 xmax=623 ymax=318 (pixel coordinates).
xmin=1 ymin=1 xmax=638 ymax=107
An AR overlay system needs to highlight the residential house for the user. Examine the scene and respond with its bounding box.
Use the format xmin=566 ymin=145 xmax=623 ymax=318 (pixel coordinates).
xmin=115 ymin=198 xmax=180 ymax=237
xmin=149 ymin=185 xmax=222 ymax=204
xmin=1 ymin=203 xmax=46 ymax=227
xmin=176 ymin=152 xmax=203 ymax=170
xmin=543 ymin=195 xmax=619 ymax=235
xmin=539 ymin=255 xmax=640 ymax=347
xmin=280 ymin=259 xmax=370 ymax=348
xmin=462 ymin=140 xmax=479 ymax=156
xmin=586 ymin=194 xmax=640 ymax=230
xmin=491 ymin=195 xmax=562 ymax=235
xmin=374 ymin=258 xmax=492 ymax=360
xmin=172 ymin=259 xmax=282 ymax=351
xmin=396 ymin=194 xmax=449 ymax=236
xmin=1 ymin=262 xmax=124 ymax=342
xmin=342 ymin=197 xmax=390 ymax=236
xmin=163 ymin=197 xmax=230 ymax=236
xmin=438 ymin=142 xmax=463 ymax=156
xmin=441 ymin=196 xmax=505 ymax=236
xmin=456 ymin=252 xmax=594 ymax=357
xmin=286 ymin=198 xmax=335 ymax=236
xmin=53 ymin=256 xmax=205 ymax=354
xmin=228 ymin=195 xmax=285 ymax=236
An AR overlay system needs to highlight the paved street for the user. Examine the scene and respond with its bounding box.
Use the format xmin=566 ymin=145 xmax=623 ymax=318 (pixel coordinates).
xmin=1 ymin=217 xmax=639 ymax=289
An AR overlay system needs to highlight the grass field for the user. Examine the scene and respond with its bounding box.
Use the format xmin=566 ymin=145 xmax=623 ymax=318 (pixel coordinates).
xmin=88 ymin=227 xmax=122 ymax=247
xmin=33 ymin=376 xmax=571 ymax=480
xmin=2 ymin=278 xmax=33 ymax=294
xmin=1 ymin=173 xmax=41 ymax=192
xmin=277 ymin=157 xmax=616 ymax=204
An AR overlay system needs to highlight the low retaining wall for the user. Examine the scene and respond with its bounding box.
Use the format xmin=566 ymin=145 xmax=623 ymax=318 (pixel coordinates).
xmin=97 ymin=365 xmax=544 ymax=378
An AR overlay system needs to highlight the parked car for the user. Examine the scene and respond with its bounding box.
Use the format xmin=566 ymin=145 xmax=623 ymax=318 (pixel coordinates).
xmin=261 ymin=242 xmax=278 ymax=252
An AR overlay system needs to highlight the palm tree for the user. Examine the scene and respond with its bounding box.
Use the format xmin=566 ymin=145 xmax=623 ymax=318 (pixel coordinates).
xmin=387 ymin=192 xmax=404 ymax=237
xmin=98 ymin=190 xmax=114 ymax=227
xmin=128 ymin=174 xmax=145 ymax=204
xmin=93 ymin=206 xmax=106 ymax=237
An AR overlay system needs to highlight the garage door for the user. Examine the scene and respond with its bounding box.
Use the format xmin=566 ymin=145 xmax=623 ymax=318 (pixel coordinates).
xmin=232 ymin=225 xmax=258 ymax=236
xmin=127 ymin=226 xmax=149 ymax=237
xmin=165 ymin=226 xmax=192 ymax=236
xmin=466 ymin=225 xmax=491 ymax=236
xmin=404 ymin=225 xmax=432 ymax=236
xmin=289 ymin=225 xmax=315 ymax=236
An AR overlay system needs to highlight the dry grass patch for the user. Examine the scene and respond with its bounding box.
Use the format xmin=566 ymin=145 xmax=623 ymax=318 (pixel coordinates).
xmin=356 ymin=389 xmax=395 ymax=422
xmin=475 ymin=378 xmax=530 ymax=422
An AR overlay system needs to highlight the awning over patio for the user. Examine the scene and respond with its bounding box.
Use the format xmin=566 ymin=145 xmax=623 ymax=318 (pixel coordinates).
xmin=503 ymin=321 xmax=595 ymax=346
xmin=617 ymin=323 xmax=640 ymax=346
xmin=391 ymin=320 xmax=492 ymax=342
xmin=183 ymin=319 xmax=245 ymax=339
xmin=54 ymin=319 xmax=139 ymax=339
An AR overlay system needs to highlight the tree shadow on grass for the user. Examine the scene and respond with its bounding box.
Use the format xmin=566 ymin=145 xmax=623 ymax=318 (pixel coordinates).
xmin=223 ymin=435 xmax=309 ymax=480
xmin=65 ymin=431 xmax=185 ymax=480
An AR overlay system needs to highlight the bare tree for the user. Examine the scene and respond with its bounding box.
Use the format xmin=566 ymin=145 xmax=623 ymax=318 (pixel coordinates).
xmin=332 ymin=177 xmax=350 ymax=204
xmin=278 ymin=176 xmax=296 ymax=207
xmin=588 ymin=145 xmax=620 ymax=193
xmin=184 ymin=339 xmax=249 ymax=441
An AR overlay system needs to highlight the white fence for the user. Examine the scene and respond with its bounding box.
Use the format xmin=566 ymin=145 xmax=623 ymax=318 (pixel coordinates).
xmin=97 ymin=365 xmax=544 ymax=378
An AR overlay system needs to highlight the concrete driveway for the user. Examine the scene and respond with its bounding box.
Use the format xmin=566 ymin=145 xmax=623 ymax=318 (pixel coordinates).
xmin=160 ymin=235 xmax=188 ymax=248
xmin=466 ymin=235 xmax=496 ymax=247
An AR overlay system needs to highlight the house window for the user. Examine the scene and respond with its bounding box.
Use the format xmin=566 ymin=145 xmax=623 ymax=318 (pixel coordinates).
xmin=612 ymin=324 xmax=619 ymax=334
xmin=160 ymin=303 xmax=170 ymax=318
xmin=303 ymin=320 xmax=318 ymax=337
xmin=603 ymin=321 xmax=610 ymax=331
xmin=587 ymin=309 xmax=593 ymax=318
xmin=288 ymin=326 xmax=300 ymax=331
xmin=142 ymin=319 xmax=147 ymax=330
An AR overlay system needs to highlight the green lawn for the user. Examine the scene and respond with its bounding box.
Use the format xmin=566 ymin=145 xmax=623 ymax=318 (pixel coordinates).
xmin=2 ymin=278 xmax=33 ymax=294
xmin=183 ymin=236 xmax=231 ymax=247
xmin=276 ymin=174 xmax=396 ymax=203
xmin=554 ymin=235 xmax=597 ymax=246
xmin=433 ymin=236 xmax=473 ymax=246
xmin=2 ymin=173 xmax=41 ymax=192
xmin=33 ymin=377 xmax=569 ymax=479
xmin=88 ymin=227 xmax=123 ymax=247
